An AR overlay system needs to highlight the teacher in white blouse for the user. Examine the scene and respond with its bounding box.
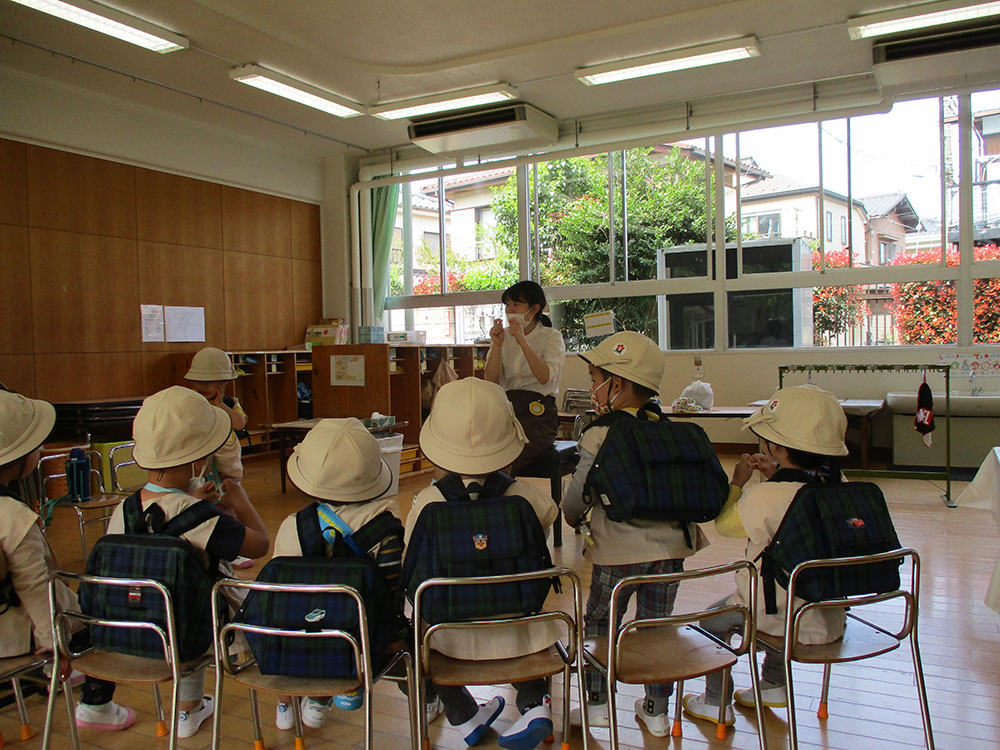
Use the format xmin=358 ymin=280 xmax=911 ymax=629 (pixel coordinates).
xmin=485 ymin=281 xmax=566 ymax=475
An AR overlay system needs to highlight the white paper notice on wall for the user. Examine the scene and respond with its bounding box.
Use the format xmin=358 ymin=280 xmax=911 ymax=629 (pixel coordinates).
xmin=583 ymin=310 xmax=615 ymax=338
xmin=331 ymin=354 xmax=366 ymax=386
xmin=164 ymin=306 xmax=206 ymax=342
xmin=141 ymin=304 xmax=165 ymax=342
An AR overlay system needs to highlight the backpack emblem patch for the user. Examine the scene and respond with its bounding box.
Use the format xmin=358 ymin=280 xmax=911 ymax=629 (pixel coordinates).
xmin=304 ymin=608 xmax=326 ymax=623
xmin=847 ymin=517 xmax=866 ymax=529
xmin=473 ymin=534 xmax=488 ymax=550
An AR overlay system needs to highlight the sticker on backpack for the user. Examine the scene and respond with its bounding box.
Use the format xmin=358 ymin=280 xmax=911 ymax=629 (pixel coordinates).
xmin=304 ymin=608 xmax=326 ymax=623
xmin=473 ymin=534 xmax=488 ymax=550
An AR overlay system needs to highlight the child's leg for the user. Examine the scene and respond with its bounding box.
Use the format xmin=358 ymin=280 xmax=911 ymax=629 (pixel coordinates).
xmin=178 ymin=667 xmax=207 ymax=710
xmin=436 ymin=685 xmax=480 ymax=726
xmin=635 ymin=559 xmax=684 ymax=713
xmin=511 ymin=679 xmax=548 ymax=714
xmin=759 ymin=641 xmax=786 ymax=687
xmin=697 ymin=597 xmax=746 ymax=706
xmin=583 ymin=563 xmax=634 ymax=702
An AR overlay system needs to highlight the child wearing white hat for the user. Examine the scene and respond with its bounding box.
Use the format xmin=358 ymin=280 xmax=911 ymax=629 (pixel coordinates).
xmin=183 ymin=347 xmax=247 ymax=483
xmin=104 ymin=386 xmax=269 ymax=738
xmin=563 ymin=331 xmax=709 ymax=737
xmin=405 ymin=377 xmax=559 ymax=750
xmin=0 ymin=390 xmax=135 ymax=732
xmin=269 ymin=417 xmax=399 ymax=730
xmin=682 ymin=384 xmax=849 ymax=726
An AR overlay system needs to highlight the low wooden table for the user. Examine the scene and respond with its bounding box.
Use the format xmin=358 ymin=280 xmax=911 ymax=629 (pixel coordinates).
xmin=269 ymin=419 xmax=408 ymax=493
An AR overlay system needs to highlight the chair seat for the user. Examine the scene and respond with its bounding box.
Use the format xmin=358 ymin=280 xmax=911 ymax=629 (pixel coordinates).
xmin=0 ymin=655 xmax=46 ymax=680
xmin=586 ymin=625 xmax=738 ymax=685
xmin=757 ymin=617 xmax=901 ymax=664
xmin=72 ymin=494 xmax=125 ymax=512
xmin=428 ymin=645 xmax=567 ymax=687
xmin=72 ymin=650 xmax=211 ymax=684
xmin=231 ymin=664 xmax=362 ymax=698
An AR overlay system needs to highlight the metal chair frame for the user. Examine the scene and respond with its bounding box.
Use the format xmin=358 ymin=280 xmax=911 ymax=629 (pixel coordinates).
xmin=42 ymin=571 xmax=213 ymax=750
xmin=0 ymin=654 xmax=49 ymax=745
xmin=583 ymin=561 xmax=767 ymax=748
xmin=107 ymin=443 xmax=141 ymax=493
xmin=765 ymin=547 xmax=934 ymax=750
xmin=37 ymin=452 xmax=122 ymax=560
xmin=412 ymin=567 xmax=588 ymax=750
xmin=210 ymin=578 xmax=417 ymax=750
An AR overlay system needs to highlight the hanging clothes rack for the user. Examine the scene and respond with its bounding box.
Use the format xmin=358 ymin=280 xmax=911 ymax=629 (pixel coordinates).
xmin=778 ymin=364 xmax=954 ymax=507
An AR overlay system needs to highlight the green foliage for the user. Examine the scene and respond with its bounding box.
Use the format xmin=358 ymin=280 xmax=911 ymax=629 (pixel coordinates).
xmin=811 ymin=247 xmax=868 ymax=345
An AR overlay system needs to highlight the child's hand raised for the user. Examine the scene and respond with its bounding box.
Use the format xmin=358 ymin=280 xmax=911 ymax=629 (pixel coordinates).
xmin=731 ymin=453 xmax=755 ymax=487
xmin=190 ymin=479 xmax=222 ymax=502
xmin=748 ymin=453 xmax=779 ymax=479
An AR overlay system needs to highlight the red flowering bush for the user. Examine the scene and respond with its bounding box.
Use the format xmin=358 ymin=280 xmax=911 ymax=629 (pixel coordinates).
xmin=413 ymin=270 xmax=465 ymax=295
xmin=889 ymin=244 xmax=1000 ymax=344
xmin=812 ymin=248 xmax=869 ymax=345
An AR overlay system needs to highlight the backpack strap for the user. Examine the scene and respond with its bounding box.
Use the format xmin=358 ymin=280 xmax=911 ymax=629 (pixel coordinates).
xmin=314 ymin=505 xmax=365 ymax=557
xmin=122 ymin=491 xmax=150 ymax=533
xmin=435 ymin=472 xmax=515 ymax=503
xmin=352 ymin=511 xmax=405 ymax=589
xmin=754 ymin=481 xmax=819 ymax=615
xmin=295 ymin=502 xmax=327 ymax=557
xmin=160 ymin=499 xmax=223 ymax=538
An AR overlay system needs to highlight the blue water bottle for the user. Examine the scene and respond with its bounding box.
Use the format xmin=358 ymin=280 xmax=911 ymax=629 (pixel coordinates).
xmin=65 ymin=451 xmax=78 ymax=500
xmin=67 ymin=448 xmax=90 ymax=502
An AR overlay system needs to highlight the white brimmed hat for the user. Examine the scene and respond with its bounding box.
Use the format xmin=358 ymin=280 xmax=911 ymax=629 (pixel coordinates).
xmin=743 ymin=384 xmax=849 ymax=456
xmin=184 ymin=347 xmax=237 ymax=381
xmin=419 ymin=378 xmax=527 ymax=475
xmin=287 ymin=418 xmax=393 ymax=503
xmin=0 ymin=391 xmax=56 ymax=465
xmin=132 ymin=386 xmax=232 ymax=469
xmin=579 ymin=331 xmax=665 ymax=394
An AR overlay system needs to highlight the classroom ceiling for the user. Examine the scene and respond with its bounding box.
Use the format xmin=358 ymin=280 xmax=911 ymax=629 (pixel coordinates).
xmin=0 ymin=1 xmax=993 ymax=160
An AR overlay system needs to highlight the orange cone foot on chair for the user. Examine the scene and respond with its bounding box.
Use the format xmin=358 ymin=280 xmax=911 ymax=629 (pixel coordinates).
xmin=672 ymin=719 xmax=682 ymax=737
xmin=715 ymin=723 xmax=728 ymax=740
xmin=561 ymin=743 xmax=570 ymax=750
xmin=254 ymin=741 xmax=266 ymax=750
xmin=19 ymin=725 xmax=32 ymax=741
xmin=817 ymin=702 xmax=829 ymax=719
xmin=156 ymin=720 xmax=168 ymax=736
xmin=294 ymin=737 xmax=305 ymax=750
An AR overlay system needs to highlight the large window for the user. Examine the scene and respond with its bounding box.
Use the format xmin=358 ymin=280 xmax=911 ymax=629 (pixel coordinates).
xmin=378 ymin=89 xmax=998 ymax=352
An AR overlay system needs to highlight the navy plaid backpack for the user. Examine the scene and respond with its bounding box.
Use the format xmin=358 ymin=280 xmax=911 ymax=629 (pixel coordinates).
xmin=583 ymin=405 xmax=729 ymax=530
xmin=237 ymin=505 xmax=404 ymax=678
xmin=80 ymin=492 xmax=222 ymax=662
xmin=400 ymin=472 xmax=555 ymax=625
xmin=757 ymin=472 xmax=903 ymax=615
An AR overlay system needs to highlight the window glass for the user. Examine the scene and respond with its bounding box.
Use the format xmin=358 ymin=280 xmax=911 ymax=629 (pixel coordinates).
xmin=389 ymin=304 xmax=506 ymax=345
xmin=658 ymin=292 xmax=714 ymax=350
xmin=389 ymin=177 xmax=444 ymax=296
xmin=974 ymin=269 xmax=1000 ymax=345
xmin=970 ymin=87 xmax=1000 ymax=252
xmin=555 ymin=295 xmax=659 ymax=353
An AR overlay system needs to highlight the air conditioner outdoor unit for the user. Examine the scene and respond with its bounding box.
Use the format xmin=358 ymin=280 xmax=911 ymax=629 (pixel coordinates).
xmin=873 ymin=23 xmax=1000 ymax=89
xmin=408 ymin=103 xmax=558 ymax=155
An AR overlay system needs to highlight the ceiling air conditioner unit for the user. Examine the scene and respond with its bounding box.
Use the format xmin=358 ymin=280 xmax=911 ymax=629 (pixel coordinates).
xmin=408 ymin=103 xmax=558 ymax=155
xmin=872 ymin=23 xmax=1000 ymax=89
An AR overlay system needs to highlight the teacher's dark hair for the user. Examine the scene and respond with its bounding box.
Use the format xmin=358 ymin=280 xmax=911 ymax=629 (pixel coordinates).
xmin=501 ymin=281 xmax=552 ymax=327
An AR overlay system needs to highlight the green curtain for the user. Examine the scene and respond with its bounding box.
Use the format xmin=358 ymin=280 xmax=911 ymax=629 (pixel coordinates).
xmin=371 ymin=184 xmax=400 ymax=320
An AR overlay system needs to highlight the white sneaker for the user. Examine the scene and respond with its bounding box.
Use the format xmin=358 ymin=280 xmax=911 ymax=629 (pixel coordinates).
xmin=569 ymin=701 xmax=609 ymax=728
xmin=177 ymin=696 xmax=214 ymax=739
xmin=681 ymin=693 xmax=734 ymax=726
xmin=301 ymin=696 xmax=333 ymax=729
xmin=425 ymin=695 xmax=445 ymax=725
xmin=455 ymin=696 xmax=504 ymax=746
xmin=74 ymin=701 xmax=136 ymax=731
xmin=633 ymin=698 xmax=670 ymax=737
xmin=275 ymin=701 xmax=294 ymax=730
xmin=734 ymin=682 xmax=788 ymax=708
xmin=498 ymin=696 xmax=552 ymax=750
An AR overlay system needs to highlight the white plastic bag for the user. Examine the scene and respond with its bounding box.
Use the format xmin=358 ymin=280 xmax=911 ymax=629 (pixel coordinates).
xmin=672 ymin=380 xmax=714 ymax=412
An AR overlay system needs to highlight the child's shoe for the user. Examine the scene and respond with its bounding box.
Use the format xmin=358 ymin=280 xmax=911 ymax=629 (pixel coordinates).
xmin=455 ymin=696 xmax=504 ymax=746
xmin=633 ymin=698 xmax=670 ymax=737
xmin=232 ymin=555 xmax=254 ymax=569
xmin=332 ymin=690 xmax=363 ymax=711
xmin=425 ymin=695 xmax=445 ymax=724
xmin=498 ymin=696 xmax=552 ymax=750
xmin=734 ymin=681 xmax=788 ymax=708
xmin=569 ymin=700 xmax=609 ymax=728
xmin=275 ymin=701 xmax=294 ymax=730
xmin=681 ymin=693 xmax=734 ymax=726
xmin=74 ymin=701 xmax=136 ymax=731
xmin=177 ymin=696 xmax=214 ymax=738
xmin=301 ymin=696 xmax=335 ymax=728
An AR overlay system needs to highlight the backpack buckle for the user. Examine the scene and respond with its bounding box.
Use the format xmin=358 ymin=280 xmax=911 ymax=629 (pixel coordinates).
xmin=127 ymin=587 xmax=142 ymax=606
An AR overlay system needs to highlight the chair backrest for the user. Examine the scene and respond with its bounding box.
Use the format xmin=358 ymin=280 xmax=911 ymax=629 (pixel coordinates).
xmin=783 ymin=547 xmax=919 ymax=648
xmin=108 ymin=442 xmax=143 ymax=492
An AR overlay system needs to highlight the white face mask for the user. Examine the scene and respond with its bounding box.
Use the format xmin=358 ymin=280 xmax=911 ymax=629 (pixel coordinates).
xmin=507 ymin=312 xmax=533 ymax=327
xmin=187 ymin=459 xmax=209 ymax=493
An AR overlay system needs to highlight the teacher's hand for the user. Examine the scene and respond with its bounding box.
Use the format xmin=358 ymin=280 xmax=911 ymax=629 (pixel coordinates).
xmin=490 ymin=318 xmax=505 ymax=342
xmin=507 ymin=316 xmax=525 ymax=341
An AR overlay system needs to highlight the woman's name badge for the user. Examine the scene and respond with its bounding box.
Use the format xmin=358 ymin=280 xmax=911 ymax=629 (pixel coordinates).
xmin=529 ymin=400 xmax=545 ymax=416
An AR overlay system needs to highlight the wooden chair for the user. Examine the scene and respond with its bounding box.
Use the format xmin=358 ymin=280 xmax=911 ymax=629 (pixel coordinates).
xmin=412 ymin=567 xmax=588 ymax=750
xmin=210 ymin=578 xmax=417 ymax=750
xmin=513 ymin=441 xmax=579 ymax=547
xmin=42 ymin=571 xmax=214 ymax=750
xmin=582 ymin=561 xmax=767 ymax=749
xmin=757 ymin=547 xmax=933 ymax=750
xmin=0 ymin=654 xmax=48 ymax=746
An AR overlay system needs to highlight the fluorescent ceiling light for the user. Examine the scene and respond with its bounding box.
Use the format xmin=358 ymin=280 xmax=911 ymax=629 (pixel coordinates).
xmin=369 ymin=84 xmax=518 ymax=120
xmin=9 ymin=0 xmax=188 ymax=53
xmin=231 ymin=64 xmax=362 ymax=118
xmin=847 ymin=0 xmax=1000 ymax=40
xmin=576 ymin=36 xmax=760 ymax=86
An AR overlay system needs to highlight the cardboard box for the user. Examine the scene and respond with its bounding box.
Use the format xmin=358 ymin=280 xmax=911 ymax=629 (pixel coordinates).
xmin=304 ymin=318 xmax=349 ymax=346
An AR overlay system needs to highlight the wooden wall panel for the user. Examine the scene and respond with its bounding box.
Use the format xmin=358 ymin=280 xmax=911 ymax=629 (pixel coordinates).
xmin=26 ymin=146 xmax=136 ymax=239
xmin=221 ymin=186 xmax=291 ymax=257
xmin=30 ymin=229 xmax=140 ymax=353
xmin=141 ymin=351 xmax=174 ymax=396
xmin=34 ymin=353 xmax=144 ymax=401
xmin=137 ymin=241 xmax=226 ymax=351
xmin=0 ymin=138 xmax=28 ymax=226
xmin=290 ymin=200 xmax=321 ymax=261
xmin=136 ymin=169 xmax=223 ymax=248
xmin=0 ymin=354 xmax=36 ymax=397
xmin=223 ymin=251 xmax=294 ymax=350
xmin=0 ymin=225 xmax=32 ymax=354
xmin=291 ymin=259 xmax=323 ymax=343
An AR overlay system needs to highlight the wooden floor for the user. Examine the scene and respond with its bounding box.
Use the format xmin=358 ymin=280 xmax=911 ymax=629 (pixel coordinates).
xmin=5 ymin=452 xmax=998 ymax=750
